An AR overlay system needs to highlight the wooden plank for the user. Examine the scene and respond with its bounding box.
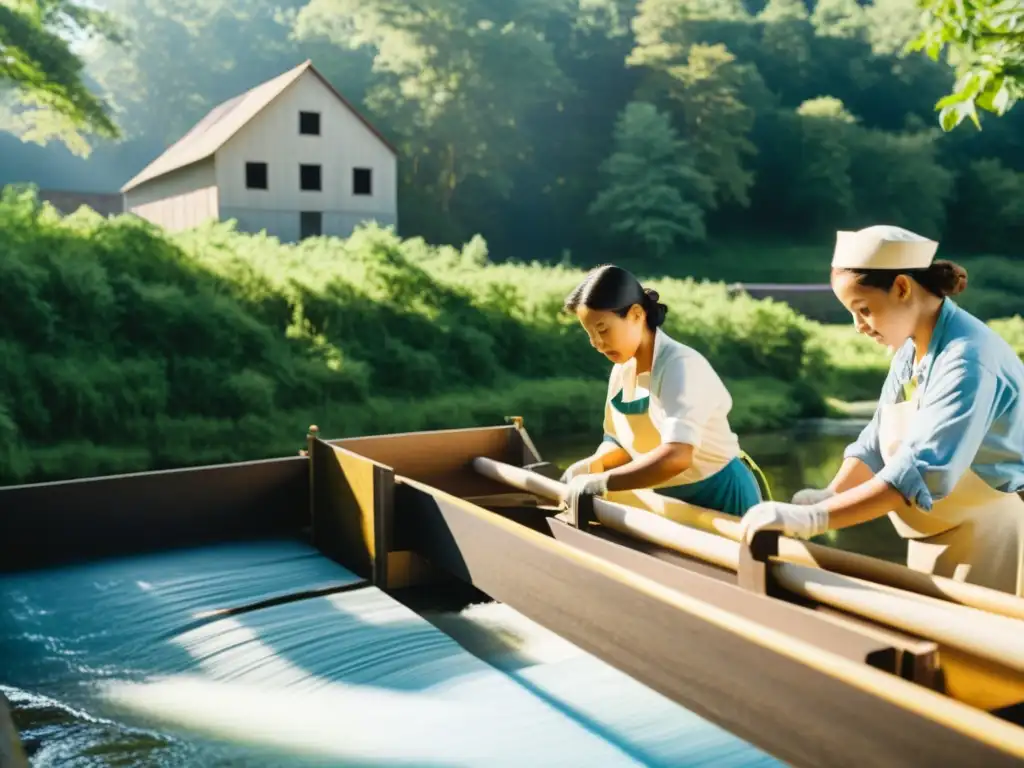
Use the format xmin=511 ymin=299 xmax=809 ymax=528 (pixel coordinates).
xmin=310 ymin=438 xmax=394 ymax=585
xmin=395 ymin=478 xmax=1024 ymax=768
xmin=0 ymin=457 xmax=307 ymax=572
xmin=549 ymin=515 xmax=943 ymax=688
xmin=330 ymin=425 xmax=521 ymax=498
xmin=0 ymin=692 xmax=27 ymax=768
xmin=546 ymin=518 xmax=903 ymax=674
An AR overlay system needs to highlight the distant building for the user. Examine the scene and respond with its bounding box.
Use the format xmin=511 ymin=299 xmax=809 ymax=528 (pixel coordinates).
xmin=37 ymin=189 xmax=124 ymax=217
xmin=121 ymin=60 xmax=398 ymax=242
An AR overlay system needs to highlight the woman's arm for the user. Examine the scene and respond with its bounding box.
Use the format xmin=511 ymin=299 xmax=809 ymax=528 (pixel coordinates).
xmin=828 ymin=457 xmax=876 ymax=493
xmin=822 ymin=475 xmax=910 ymax=529
xmin=604 ymin=442 xmax=693 ymax=491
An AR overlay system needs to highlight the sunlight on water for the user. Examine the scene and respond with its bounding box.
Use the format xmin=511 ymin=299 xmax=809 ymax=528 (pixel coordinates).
xmin=2 ymin=540 xmax=778 ymax=767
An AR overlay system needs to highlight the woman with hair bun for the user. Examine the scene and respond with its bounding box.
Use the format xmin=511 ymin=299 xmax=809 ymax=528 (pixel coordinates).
xmin=741 ymin=225 xmax=1024 ymax=596
xmin=560 ymin=264 xmax=770 ymax=518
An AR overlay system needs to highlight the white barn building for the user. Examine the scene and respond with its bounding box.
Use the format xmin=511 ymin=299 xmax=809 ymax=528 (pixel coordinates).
xmin=121 ymin=60 xmax=398 ymax=242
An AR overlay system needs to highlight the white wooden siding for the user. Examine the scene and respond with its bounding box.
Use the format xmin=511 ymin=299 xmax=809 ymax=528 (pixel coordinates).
xmin=215 ymin=70 xmax=397 ymax=229
xmin=123 ymin=159 xmax=219 ymax=231
xmin=221 ymin=207 xmax=398 ymax=242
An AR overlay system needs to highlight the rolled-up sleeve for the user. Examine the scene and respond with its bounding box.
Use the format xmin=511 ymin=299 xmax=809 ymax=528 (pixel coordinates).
xmin=842 ymin=360 xmax=906 ymax=474
xmin=655 ymin=355 xmax=707 ymax=448
xmin=878 ymin=356 xmax=1002 ymax=510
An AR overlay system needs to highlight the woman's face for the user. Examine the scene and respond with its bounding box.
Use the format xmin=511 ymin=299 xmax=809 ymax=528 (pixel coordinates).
xmin=831 ymin=270 xmax=916 ymax=350
xmin=576 ymin=304 xmax=645 ymax=364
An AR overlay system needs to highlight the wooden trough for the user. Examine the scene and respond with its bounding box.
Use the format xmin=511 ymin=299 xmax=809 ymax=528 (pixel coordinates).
xmin=2 ymin=418 xmax=1024 ymax=767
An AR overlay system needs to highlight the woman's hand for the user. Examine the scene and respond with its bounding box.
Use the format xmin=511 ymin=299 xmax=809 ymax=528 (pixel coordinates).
xmin=559 ymin=456 xmax=602 ymax=484
xmin=791 ymin=488 xmax=835 ymax=505
xmin=740 ymin=501 xmax=830 ymax=543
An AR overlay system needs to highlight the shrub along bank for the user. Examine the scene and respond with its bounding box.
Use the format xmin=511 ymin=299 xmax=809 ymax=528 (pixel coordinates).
xmin=0 ymin=187 xmax=1018 ymax=485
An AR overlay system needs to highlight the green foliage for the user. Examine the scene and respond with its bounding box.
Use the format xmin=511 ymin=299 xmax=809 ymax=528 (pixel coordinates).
xmin=588 ymin=101 xmax=714 ymax=258
xmin=990 ymin=317 xmax=1024 ymax=357
xmin=947 ymin=159 xmax=1024 ymax=252
xmin=0 ymin=0 xmax=120 ymax=154
xmin=0 ymin=185 xmax=841 ymax=484
xmin=907 ymin=0 xmax=1023 ymax=130
xmin=4 ymin=0 xmax=1024 ymax=265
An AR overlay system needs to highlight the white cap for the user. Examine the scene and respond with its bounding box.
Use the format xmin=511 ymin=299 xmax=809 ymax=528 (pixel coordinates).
xmin=831 ymin=225 xmax=938 ymax=270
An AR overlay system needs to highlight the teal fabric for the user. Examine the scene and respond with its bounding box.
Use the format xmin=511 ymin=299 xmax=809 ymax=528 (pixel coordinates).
xmin=655 ymin=456 xmax=763 ymax=517
xmin=610 ymin=388 xmax=650 ymax=415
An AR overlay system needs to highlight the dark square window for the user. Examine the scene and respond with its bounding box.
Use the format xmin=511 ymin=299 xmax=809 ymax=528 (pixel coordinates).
xmin=300 ymin=164 xmax=322 ymax=191
xmin=245 ymin=162 xmax=268 ymax=190
xmin=299 ymin=111 xmax=320 ymax=135
xmin=300 ymin=211 xmax=322 ymax=239
xmin=353 ymin=167 xmax=372 ymax=195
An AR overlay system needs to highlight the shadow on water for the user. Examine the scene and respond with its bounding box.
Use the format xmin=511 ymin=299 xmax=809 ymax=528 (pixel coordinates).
xmin=0 ymin=539 xmax=486 ymax=766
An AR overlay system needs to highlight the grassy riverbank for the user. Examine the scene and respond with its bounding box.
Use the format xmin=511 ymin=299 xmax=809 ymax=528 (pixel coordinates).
xmin=1 ymin=187 xmax=1020 ymax=485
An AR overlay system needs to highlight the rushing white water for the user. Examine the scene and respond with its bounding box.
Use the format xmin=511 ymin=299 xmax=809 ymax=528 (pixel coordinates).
xmin=0 ymin=539 xmax=778 ymax=766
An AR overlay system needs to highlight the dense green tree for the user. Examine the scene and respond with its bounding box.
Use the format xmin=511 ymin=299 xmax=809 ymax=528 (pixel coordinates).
xmin=1 ymin=0 xmax=1021 ymax=268
xmin=296 ymin=0 xmax=570 ymax=239
xmin=0 ymin=0 xmax=119 ymax=155
xmin=588 ymin=101 xmax=714 ymax=259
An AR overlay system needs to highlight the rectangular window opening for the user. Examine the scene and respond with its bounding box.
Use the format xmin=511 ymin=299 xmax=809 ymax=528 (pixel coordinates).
xmin=353 ymin=167 xmax=372 ymax=196
xmin=245 ymin=162 xmax=268 ymax=190
xmin=300 ymin=164 xmax=322 ymax=191
xmin=300 ymin=211 xmax=322 ymax=239
xmin=299 ymin=111 xmax=321 ymax=135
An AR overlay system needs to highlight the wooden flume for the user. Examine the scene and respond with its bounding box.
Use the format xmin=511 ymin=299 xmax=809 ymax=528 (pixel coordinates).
xmin=470 ymin=456 xmax=1024 ymax=675
xmin=5 ymin=420 xmax=1024 ymax=767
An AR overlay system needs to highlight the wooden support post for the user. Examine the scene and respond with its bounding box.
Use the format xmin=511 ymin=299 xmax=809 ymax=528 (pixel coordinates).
xmin=309 ymin=435 xmax=395 ymax=587
xmin=738 ymin=529 xmax=786 ymax=600
xmin=0 ymin=693 xmax=27 ymax=768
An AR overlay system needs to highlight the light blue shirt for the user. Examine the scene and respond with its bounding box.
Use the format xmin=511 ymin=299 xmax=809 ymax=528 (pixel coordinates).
xmin=844 ymin=298 xmax=1024 ymax=511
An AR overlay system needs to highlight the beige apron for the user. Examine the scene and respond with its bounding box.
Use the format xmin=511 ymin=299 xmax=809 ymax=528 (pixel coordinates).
xmin=879 ymin=386 xmax=1024 ymax=596
xmin=602 ymin=374 xmax=770 ymax=525
xmin=605 ymin=379 xmax=692 ymax=488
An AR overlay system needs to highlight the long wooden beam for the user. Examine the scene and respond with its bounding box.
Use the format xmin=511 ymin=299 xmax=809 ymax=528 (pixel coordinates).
xmin=472 ymin=456 xmax=1024 ymax=621
xmin=0 ymin=457 xmax=308 ymax=572
xmin=395 ymin=477 xmax=1024 ymax=768
xmin=470 ymin=457 xmax=1024 ymax=681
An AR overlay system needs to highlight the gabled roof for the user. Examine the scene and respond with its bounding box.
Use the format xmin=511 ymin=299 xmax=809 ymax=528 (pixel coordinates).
xmin=121 ymin=60 xmax=396 ymax=193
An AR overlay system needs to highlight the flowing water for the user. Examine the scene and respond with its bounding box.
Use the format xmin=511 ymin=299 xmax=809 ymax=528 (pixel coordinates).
xmin=3 ymin=424 xmax=904 ymax=766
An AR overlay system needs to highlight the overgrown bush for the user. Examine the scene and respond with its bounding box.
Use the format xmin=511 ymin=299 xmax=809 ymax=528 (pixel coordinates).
xmin=0 ymin=186 xmax=1017 ymax=485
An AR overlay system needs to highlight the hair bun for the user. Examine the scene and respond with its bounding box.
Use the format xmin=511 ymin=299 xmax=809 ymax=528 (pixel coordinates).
xmin=954 ymin=271 xmax=968 ymax=295
xmin=642 ymin=287 xmax=668 ymax=329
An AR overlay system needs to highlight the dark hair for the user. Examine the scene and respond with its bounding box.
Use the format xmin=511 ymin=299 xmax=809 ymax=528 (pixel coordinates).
xmin=563 ymin=264 xmax=668 ymax=330
xmin=832 ymin=259 xmax=968 ymax=298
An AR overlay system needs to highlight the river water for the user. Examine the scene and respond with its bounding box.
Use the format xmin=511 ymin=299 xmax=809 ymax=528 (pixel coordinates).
xmin=3 ymin=424 xmax=906 ymax=766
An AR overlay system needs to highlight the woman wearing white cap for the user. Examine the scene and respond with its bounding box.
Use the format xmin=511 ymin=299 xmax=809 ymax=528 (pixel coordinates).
xmin=740 ymin=225 xmax=1024 ymax=596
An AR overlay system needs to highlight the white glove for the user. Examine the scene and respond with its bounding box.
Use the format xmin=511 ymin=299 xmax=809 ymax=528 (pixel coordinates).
xmin=791 ymin=487 xmax=835 ymax=506
xmin=739 ymin=501 xmax=830 ymax=544
xmin=559 ymin=457 xmax=602 ymax=484
xmin=562 ymin=472 xmax=610 ymax=511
